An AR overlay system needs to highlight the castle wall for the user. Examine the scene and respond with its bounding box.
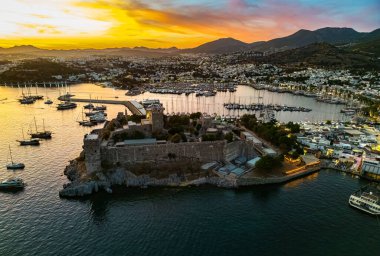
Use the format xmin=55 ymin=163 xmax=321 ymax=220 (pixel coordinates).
xmin=101 ymin=141 xmax=226 ymax=165
xmin=224 ymin=141 xmax=243 ymax=161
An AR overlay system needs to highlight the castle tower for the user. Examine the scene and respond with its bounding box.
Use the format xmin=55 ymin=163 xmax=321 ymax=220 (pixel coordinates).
xmin=146 ymin=104 xmax=165 ymax=133
xmin=83 ymin=134 xmax=102 ymax=174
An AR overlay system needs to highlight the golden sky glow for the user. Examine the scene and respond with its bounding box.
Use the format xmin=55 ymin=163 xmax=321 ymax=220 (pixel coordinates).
xmin=0 ymin=0 xmax=378 ymax=49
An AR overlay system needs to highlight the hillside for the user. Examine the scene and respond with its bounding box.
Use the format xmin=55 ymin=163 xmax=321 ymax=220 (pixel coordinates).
xmin=349 ymin=29 xmax=380 ymax=57
xmin=185 ymin=38 xmax=249 ymax=54
xmin=0 ymin=59 xmax=83 ymax=82
xmin=259 ymin=43 xmax=380 ymax=70
xmin=251 ymin=27 xmax=367 ymax=52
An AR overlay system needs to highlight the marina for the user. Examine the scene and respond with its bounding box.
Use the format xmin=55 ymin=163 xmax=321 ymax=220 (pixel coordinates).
xmin=0 ymin=83 xmax=379 ymax=255
xmin=223 ymin=103 xmax=312 ymax=112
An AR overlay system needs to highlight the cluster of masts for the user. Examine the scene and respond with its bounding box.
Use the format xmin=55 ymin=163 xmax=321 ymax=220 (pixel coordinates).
xmin=18 ymin=81 xmax=72 ymax=105
xmin=16 ymin=117 xmax=52 ymax=147
xmin=5 ymin=117 xmax=52 ymax=176
xmin=224 ymin=103 xmax=312 ymax=112
xmin=77 ymin=101 xmax=108 ymax=127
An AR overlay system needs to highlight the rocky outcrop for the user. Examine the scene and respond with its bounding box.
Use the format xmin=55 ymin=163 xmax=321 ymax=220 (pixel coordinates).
xmin=63 ymin=160 xmax=80 ymax=181
xmin=59 ymin=161 xmax=237 ymax=198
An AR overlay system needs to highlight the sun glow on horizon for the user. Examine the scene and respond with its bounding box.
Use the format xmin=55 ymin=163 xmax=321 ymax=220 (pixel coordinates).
xmin=0 ymin=0 xmax=379 ymax=49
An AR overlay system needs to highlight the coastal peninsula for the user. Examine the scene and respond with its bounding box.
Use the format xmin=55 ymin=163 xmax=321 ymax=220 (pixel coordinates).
xmin=60 ymin=104 xmax=321 ymax=197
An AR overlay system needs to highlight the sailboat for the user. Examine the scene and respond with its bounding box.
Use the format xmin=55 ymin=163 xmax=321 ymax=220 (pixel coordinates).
xmin=29 ymin=117 xmax=52 ymax=139
xmin=6 ymin=145 xmax=25 ymax=170
xmin=17 ymin=127 xmax=40 ymax=146
xmin=44 ymin=83 xmax=53 ymax=104
xmin=77 ymin=109 xmax=96 ymax=127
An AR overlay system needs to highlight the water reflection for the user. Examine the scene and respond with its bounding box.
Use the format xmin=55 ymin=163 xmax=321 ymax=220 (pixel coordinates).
xmin=89 ymin=193 xmax=110 ymax=224
xmin=283 ymin=172 xmax=320 ymax=189
xmin=236 ymin=184 xmax=282 ymax=203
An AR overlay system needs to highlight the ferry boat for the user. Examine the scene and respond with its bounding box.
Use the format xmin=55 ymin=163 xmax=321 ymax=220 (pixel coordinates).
xmin=349 ymin=187 xmax=380 ymax=215
xmin=0 ymin=178 xmax=25 ymax=191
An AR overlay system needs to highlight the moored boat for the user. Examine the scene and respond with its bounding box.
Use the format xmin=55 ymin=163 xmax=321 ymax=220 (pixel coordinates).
xmin=29 ymin=117 xmax=52 ymax=139
xmin=84 ymin=103 xmax=94 ymax=109
xmin=6 ymin=145 xmax=25 ymax=170
xmin=17 ymin=139 xmax=40 ymax=146
xmin=17 ymin=128 xmax=40 ymax=146
xmin=57 ymin=102 xmax=77 ymax=110
xmin=0 ymin=178 xmax=25 ymax=191
xmin=349 ymin=186 xmax=380 ymax=215
xmin=93 ymin=105 xmax=107 ymax=111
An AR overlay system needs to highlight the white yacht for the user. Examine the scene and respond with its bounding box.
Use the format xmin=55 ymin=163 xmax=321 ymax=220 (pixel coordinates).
xmin=349 ymin=187 xmax=380 ymax=215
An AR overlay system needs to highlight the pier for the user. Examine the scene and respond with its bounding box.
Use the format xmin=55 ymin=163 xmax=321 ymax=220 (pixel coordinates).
xmin=58 ymin=95 xmax=146 ymax=116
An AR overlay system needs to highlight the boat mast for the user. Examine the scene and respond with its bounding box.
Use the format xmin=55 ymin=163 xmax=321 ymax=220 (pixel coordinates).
xmin=9 ymin=145 xmax=14 ymax=164
xmin=34 ymin=117 xmax=38 ymax=133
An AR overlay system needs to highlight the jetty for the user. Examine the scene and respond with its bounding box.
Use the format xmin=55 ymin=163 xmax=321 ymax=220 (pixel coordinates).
xmin=58 ymin=95 xmax=146 ymax=116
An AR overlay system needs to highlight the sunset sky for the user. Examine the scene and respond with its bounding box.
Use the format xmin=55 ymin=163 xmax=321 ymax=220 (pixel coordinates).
xmin=0 ymin=0 xmax=379 ymax=49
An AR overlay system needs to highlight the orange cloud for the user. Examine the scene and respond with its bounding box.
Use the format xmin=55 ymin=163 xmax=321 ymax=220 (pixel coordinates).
xmin=0 ymin=0 xmax=378 ymax=49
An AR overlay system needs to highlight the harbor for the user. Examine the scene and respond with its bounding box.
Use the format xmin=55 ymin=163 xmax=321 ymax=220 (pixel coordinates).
xmin=0 ymin=83 xmax=379 ymax=256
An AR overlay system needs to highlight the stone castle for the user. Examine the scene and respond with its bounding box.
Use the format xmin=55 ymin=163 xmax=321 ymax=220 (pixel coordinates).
xmin=83 ymin=105 xmax=258 ymax=174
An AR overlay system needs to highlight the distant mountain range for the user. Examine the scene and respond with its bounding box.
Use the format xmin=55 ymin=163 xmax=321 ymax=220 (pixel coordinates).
xmin=0 ymin=27 xmax=379 ymax=57
xmin=257 ymin=42 xmax=380 ymax=70
xmin=189 ymin=27 xmax=380 ymax=54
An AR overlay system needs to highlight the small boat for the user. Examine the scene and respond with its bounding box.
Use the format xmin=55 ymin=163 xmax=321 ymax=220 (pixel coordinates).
xmin=77 ymin=109 xmax=97 ymax=127
xmin=57 ymin=102 xmax=77 ymax=110
xmin=349 ymin=186 xmax=380 ymax=215
xmin=93 ymin=105 xmax=107 ymax=111
xmin=19 ymin=97 xmax=35 ymax=104
xmin=44 ymin=99 xmax=53 ymax=104
xmin=29 ymin=117 xmax=52 ymax=139
xmin=18 ymin=139 xmax=40 ymax=146
xmin=0 ymin=178 xmax=25 ymax=191
xmin=31 ymin=95 xmax=44 ymax=100
xmin=78 ymin=120 xmax=97 ymax=127
xmin=84 ymin=103 xmax=94 ymax=109
xmin=85 ymin=110 xmax=107 ymax=117
xmin=17 ymin=127 xmax=40 ymax=146
xmin=6 ymin=145 xmax=25 ymax=170
xmin=90 ymin=112 xmax=107 ymax=123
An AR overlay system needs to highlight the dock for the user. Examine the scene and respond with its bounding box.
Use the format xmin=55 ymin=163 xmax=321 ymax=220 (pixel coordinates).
xmin=58 ymin=95 xmax=146 ymax=116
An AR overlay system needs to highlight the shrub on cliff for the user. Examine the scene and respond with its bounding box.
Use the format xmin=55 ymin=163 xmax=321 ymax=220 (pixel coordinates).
xmin=256 ymin=156 xmax=283 ymax=171
xmin=224 ymin=132 xmax=234 ymax=143
xmin=202 ymin=134 xmax=217 ymax=141
xmin=170 ymin=133 xmax=182 ymax=143
xmin=166 ymin=115 xmax=190 ymax=128
xmin=113 ymin=130 xmax=145 ymax=142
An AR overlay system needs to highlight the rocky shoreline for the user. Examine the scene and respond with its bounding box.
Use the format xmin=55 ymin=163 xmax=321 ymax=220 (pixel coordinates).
xmin=59 ymin=159 xmax=325 ymax=198
xmin=59 ymin=160 xmax=237 ymax=198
